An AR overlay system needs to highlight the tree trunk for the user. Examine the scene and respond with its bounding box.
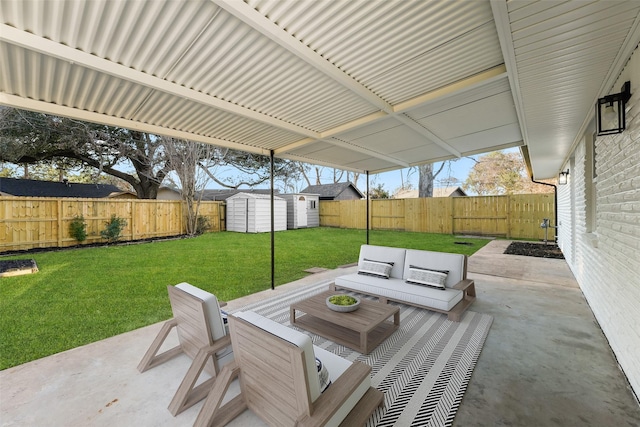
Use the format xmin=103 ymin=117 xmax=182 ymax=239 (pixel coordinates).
xmin=418 ymin=164 xmax=434 ymax=197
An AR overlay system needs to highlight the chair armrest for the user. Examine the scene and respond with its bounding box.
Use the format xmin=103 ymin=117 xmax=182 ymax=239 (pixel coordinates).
xmin=297 ymin=361 xmax=371 ymax=427
xmin=452 ymin=279 xmax=474 ymax=291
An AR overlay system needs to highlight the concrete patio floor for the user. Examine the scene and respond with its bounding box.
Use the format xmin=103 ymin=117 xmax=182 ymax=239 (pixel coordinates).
xmin=1 ymin=240 xmax=639 ymax=426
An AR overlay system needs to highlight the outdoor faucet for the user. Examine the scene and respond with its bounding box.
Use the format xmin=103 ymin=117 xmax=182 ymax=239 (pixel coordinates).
xmin=540 ymin=218 xmax=557 ymax=244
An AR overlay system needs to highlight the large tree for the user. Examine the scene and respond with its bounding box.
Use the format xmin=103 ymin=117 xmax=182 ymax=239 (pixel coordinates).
xmin=0 ymin=107 xmax=170 ymax=198
xmin=463 ymin=151 xmax=555 ymax=195
xmin=0 ymin=107 xmax=302 ymax=198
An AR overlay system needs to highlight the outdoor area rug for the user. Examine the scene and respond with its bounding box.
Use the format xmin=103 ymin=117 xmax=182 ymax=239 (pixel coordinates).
xmin=230 ymin=280 xmax=494 ymax=427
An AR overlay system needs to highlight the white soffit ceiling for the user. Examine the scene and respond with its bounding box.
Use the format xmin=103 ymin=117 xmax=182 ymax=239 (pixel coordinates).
xmin=493 ymin=0 xmax=640 ymax=179
xmin=1 ymin=1 xmax=639 ymax=179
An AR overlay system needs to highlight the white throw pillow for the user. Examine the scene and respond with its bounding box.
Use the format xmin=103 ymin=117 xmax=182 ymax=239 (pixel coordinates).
xmin=406 ymin=265 xmax=449 ymax=290
xmin=316 ymin=357 xmax=332 ymax=393
xmin=358 ymin=258 xmax=394 ymax=279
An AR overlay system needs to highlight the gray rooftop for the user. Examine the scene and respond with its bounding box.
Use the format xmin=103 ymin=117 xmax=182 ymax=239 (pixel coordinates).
xmin=0 ymin=177 xmax=123 ymax=198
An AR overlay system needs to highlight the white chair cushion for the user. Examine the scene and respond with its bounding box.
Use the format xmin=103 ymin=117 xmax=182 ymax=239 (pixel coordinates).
xmin=313 ymin=347 xmax=370 ymax=427
xmin=234 ymin=311 xmax=321 ymax=402
xmin=175 ymin=282 xmax=226 ymax=341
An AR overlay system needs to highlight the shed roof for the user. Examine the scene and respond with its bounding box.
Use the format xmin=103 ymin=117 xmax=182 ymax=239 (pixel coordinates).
xmin=199 ymin=189 xmax=276 ymax=201
xmin=1 ymin=1 xmax=639 ymax=179
xmin=226 ymin=192 xmax=284 ymax=201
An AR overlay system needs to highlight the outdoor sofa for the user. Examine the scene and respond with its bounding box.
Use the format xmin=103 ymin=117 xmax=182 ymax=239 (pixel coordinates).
xmin=332 ymin=245 xmax=475 ymax=321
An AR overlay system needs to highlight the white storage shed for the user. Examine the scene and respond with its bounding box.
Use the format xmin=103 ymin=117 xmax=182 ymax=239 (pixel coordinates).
xmin=226 ymin=192 xmax=287 ymax=233
xmin=282 ymin=193 xmax=320 ymax=229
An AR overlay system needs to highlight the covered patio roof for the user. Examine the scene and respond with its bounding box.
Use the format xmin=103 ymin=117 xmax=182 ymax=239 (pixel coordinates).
xmin=1 ymin=0 xmax=639 ymax=179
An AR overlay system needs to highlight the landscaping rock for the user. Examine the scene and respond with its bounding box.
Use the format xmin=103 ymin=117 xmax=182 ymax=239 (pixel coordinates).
xmin=504 ymin=242 xmax=564 ymax=259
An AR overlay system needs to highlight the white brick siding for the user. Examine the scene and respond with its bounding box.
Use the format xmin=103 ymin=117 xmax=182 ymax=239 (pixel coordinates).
xmin=558 ymin=47 xmax=640 ymax=399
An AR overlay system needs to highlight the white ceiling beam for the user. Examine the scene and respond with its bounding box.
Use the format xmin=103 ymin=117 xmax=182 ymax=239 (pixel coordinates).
xmin=0 ymin=24 xmax=317 ymax=140
xmin=277 ymin=153 xmax=367 ymax=174
xmin=278 ymin=66 xmax=509 ymax=158
xmin=393 ymin=65 xmax=508 ymax=113
xmin=275 ymin=112 xmax=387 ymax=155
xmin=393 ymin=114 xmax=461 ymax=158
xmin=323 ymin=137 xmax=411 ymax=168
xmin=319 ymin=111 xmax=389 ymax=139
xmin=212 ymin=0 xmax=395 ymax=114
xmin=0 ymin=93 xmax=270 ymax=155
xmin=490 ymin=0 xmax=529 ymax=146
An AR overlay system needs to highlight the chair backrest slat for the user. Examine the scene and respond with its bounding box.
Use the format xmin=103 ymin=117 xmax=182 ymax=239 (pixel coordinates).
xmin=168 ymin=286 xmax=213 ymax=360
xmin=230 ymin=315 xmax=313 ymax=425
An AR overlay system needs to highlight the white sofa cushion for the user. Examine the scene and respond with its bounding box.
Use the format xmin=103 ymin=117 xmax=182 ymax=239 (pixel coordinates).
xmin=358 ymin=245 xmax=407 ymax=279
xmin=335 ymin=274 xmax=463 ymax=311
xmin=404 ymin=249 xmax=466 ymax=288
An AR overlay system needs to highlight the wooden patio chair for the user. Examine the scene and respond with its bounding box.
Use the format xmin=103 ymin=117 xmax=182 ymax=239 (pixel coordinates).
xmin=194 ymin=311 xmax=384 ymax=427
xmin=137 ymin=283 xmax=233 ymax=416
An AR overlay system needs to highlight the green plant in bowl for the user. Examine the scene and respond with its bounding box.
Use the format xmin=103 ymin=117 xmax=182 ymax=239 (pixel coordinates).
xmin=328 ymin=295 xmax=358 ymax=306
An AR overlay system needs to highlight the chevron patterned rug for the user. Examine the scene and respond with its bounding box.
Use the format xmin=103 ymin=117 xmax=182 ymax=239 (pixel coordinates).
xmin=231 ymin=280 xmax=493 ymax=427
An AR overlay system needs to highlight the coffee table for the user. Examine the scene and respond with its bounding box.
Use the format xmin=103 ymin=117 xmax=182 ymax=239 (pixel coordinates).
xmin=290 ymin=289 xmax=400 ymax=354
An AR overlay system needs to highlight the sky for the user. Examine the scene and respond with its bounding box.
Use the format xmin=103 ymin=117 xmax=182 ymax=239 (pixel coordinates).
xmin=205 ymin=149 xmax=519 ymax=196
xmin=369 ymin=155 xmax=481 ymax=195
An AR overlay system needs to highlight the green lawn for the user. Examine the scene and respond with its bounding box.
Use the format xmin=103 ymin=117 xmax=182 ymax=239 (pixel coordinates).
xmin=0 ymin=228 xmax=490 ymax=370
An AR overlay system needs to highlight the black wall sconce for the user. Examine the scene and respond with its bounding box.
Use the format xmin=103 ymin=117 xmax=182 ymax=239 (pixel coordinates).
xmin=596 ymin=81 xmax=631 ymax=136
xmin=558 ymin=169 xmax=569 ymax=185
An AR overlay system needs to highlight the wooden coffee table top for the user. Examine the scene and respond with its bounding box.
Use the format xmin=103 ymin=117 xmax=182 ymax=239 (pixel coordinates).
xmin=292 ymin=290 xmax=398 ymax=331
xmin=290 ymin=289 xmax=400 ymax=353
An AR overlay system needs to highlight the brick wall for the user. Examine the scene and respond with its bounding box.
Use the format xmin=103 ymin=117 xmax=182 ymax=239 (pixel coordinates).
xmin=558 ymin=46 xmax=640 ymax=399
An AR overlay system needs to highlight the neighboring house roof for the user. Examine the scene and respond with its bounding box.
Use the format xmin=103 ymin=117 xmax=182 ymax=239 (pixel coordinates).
xmin=156 ymin=187 xmax=279 ymax=201
xmin=0 ymin=177 xmax=124 ymax=198
xmin=434 ymin=186 xmax=467 ymax=197
xmin=301 ymin=182 xmax=364 ymax=200
xmin=393 ymin=187 xmax=467 ymax=199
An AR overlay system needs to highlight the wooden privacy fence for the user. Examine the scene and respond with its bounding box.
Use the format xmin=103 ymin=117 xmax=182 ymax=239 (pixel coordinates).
xmin=319 ymin=194 xmax=555 ymax=240
xmin=0 ymin=197 xmax=225 ymax=252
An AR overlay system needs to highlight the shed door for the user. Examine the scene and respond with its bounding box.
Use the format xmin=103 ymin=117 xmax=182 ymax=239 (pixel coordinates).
xmin=297 ymin=196 xmax=307 ymax=227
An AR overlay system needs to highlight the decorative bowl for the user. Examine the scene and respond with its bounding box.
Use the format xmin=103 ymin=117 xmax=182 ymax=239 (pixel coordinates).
xmin=326 ymin=294 xmax=360 ymax=312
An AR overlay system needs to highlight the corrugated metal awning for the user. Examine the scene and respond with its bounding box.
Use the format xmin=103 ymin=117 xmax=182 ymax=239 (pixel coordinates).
xmin=1 ymin=0 xmax=639 ymax=179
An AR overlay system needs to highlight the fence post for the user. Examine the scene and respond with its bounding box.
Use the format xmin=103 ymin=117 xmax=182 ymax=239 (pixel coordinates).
xmin=130 ymin=200 xmax=135 ymax=241
xmin=57 ymin=199 xmax=63 ymax=247
xmin=506 ymin=195 xmax=512 ymax=239
xmin=450 ymin=197 xmax=455 ymax=235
